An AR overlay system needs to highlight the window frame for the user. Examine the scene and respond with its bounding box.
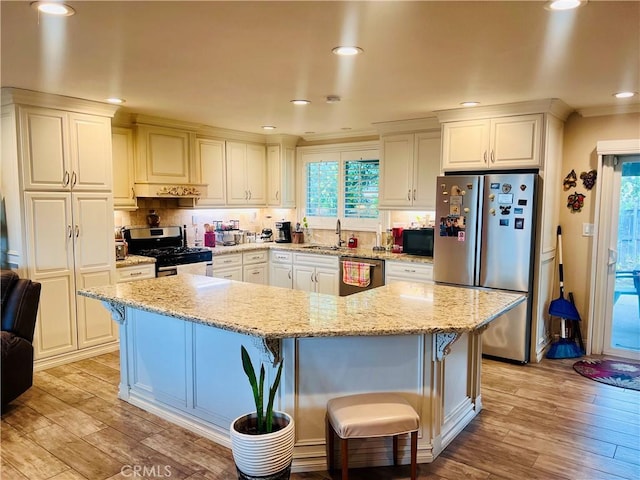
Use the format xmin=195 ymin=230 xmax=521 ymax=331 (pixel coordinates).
xmin=298 ymin=141 xmax=381 ymax=231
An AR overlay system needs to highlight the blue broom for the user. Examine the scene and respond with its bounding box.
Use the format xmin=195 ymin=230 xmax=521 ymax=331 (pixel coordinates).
xmin=547 ymin=226 xmax=583 ymax=359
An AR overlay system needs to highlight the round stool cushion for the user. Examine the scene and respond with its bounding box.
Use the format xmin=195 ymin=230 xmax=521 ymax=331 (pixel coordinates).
xmin=327 ymin=392 xmax=419 ymax=439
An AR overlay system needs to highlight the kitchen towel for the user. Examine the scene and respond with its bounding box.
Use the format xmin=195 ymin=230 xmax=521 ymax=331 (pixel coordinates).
xmin=342 ymin=261 xmax=371 ymax=288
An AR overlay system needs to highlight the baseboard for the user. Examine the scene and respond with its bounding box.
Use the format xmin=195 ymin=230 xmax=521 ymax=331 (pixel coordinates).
xmin=34 ymin=342 xmax=119 ymax=371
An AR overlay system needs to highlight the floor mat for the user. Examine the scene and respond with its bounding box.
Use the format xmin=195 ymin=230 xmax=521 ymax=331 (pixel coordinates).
xmin=573 ymin=358 xmax=640 ymax=391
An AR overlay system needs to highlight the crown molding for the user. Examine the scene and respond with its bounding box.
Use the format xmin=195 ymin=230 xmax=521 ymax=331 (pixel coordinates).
xmin=372 ymin=117 xmax=440 ymax=135
xmin=597 ymin=139 xmax=640 ymax=156
xmin=197 ymin=124 xmax=267 ymax=144
xmin=300 ymin=128 xmax=379 ymax=143
xmin=435 ymin=98 xmax=574 ymax=123
xmin=1 ymin=87 xmax=119 ymax=117
xmin=577 ymin=103 xmax=640 ymax=118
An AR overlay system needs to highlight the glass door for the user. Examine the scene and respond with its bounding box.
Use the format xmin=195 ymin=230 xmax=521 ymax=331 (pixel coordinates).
xmin=603 ymin=156 xmax=640 ymax=359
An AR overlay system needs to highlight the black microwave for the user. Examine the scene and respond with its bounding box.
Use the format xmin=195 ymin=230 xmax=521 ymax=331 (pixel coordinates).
xmin=402 ymin=228 xmax=434 ymax=256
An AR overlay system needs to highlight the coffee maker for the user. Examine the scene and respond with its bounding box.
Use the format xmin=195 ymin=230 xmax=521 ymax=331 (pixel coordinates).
xmin=275 ymin=221 xmax=292 ymax=243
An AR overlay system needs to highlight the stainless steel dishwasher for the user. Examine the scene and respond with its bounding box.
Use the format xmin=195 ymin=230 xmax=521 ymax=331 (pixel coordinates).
xmin=339 ymin=256 xmax=385 ymax=296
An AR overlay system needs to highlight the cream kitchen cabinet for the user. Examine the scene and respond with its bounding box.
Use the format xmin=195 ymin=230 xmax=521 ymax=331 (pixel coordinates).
xmin=2 ymin=89 xmax=119 ymax=369
xmin=116 ymin=264 xmax=156 ymax=283
xmin=379 ymin=132 xmax=441 ymax=209
xmin=226 ymin=141 xmax=266 ymax=206
xmin=19 ymin=106 xmax=113 ymax=192
xmin=25 ymin=191 xmax=117 ymax=360
xmin=385 ymin=261 xmax=433 ymax=285
xmin=441 ymin=114 xmax=542 ymax=171
xmin=292 ymin=253 xmax=339 ymax=295
xmin=243 ymin=250 xmax=268 ymax=285
xmin=194 ymin=138 xmax=226 ymax=207
xmin=270 ymin=250 xmax=293 ymax=289
xmin=209 ymin=253 xmax=243 ymax=281
xmin=267 ymin=140 xmax=296 ymax=208
xmin=112 ymin=127 xmax=137 ymax=209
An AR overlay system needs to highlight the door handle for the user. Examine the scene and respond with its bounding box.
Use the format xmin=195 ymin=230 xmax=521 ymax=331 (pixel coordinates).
xmin=288 ymin=270 xmax=292 ymax=279
xmin=490 ymin=150 xmax=495 ymax=163
xmin=74 ymin=225 xmax=80 ymax=237
xmin=276 ymin=190 xmax=279 ymax=201
xmin=407 ymin=189 xmax=411 ymax=201
xmin=413 ymin=189 xmax=416 ymax=201
xmin=248 ymin=190 xmax=252 ymax=200
xmin=63 ymin=171 xmax=70 ymax=187
xmin=608 ymin=249 xmax=618 ymax=266
xmin=131 ymin=187 xmax=135 ymax=199
xmin=483 ymin=151 xmax=488 ymax=163
xmin=71 ymin=171 xmax=77 ymax=187
xmin=67 ymin=225 xmax=72 ymax=238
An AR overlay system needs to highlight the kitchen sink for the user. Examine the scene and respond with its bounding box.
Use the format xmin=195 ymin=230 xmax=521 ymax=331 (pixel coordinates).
xmin=301 ymin=245 xmax=345 ymax=251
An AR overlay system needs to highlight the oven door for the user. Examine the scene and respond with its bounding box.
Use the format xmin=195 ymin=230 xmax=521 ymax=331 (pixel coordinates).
xmin=176 ymin=261 xmax=211 ymax=276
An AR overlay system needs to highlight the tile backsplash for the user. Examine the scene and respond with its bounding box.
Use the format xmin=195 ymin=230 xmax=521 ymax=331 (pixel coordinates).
xmin=114 ymin=199 xmax=433 ymax=248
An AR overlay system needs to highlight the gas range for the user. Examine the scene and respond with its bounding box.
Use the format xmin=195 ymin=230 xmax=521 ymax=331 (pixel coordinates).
xmin=123 ymin=226 xmax=212 ymax=273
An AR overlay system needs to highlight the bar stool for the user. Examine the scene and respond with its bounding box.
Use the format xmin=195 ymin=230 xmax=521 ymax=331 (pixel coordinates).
xmin=326 ymin=392 xmax=419 ymax=480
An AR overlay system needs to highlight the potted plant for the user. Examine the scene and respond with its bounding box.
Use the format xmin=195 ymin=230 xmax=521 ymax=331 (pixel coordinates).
xmin=230 ymin=345 xmax=295 ymax=480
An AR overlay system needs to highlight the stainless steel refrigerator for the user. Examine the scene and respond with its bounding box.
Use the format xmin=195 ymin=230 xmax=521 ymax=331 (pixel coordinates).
xmin=433 ymin=173 xmax=537 ymax=363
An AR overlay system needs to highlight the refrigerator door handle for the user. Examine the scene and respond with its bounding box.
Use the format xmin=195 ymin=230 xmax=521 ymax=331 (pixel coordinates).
xmin=608 ymin=248 xmax=617 ymax=266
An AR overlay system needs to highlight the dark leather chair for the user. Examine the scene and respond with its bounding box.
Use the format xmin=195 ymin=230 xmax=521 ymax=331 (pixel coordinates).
xmin=1 ymin=270 xmax=41 ymax=409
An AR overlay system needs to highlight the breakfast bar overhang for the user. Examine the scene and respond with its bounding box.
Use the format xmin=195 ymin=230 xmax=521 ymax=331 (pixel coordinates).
xmin=79 ymin=275 xmax=525 ymax=473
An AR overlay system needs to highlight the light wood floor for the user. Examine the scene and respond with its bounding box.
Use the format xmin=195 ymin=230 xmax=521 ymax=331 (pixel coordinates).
xmin=2 ymin=352 xmax=639 ymax=480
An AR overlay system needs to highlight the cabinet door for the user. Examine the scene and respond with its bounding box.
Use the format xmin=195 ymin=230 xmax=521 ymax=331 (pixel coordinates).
xmin=246 ymin=143 xmax=266 ymax=205
xmin=211 ymin=266 xmax=243 ymax=281
xmin=112 ymin=127 xmax=137 ymax=208
xmin=24 ymin=192 xmax=77 ymax=358
xmin=267 ymin=145 xmax=281 ymax=206
xmin=243 ymin=264 xmax=268 ymax=285
xmin=490 ymin=114 xmax=542 ymax=168
xmin=315 ymin=268 xmax=339 ymax=296
xmin=226 ymin=141 xmax=249 ymax=204
xmin=293 ymin=265 xmax=315 ymax=292
xmin=413 ymin=133 xmax=441 ymax=210
xmin=68 ymin=113 xmax=112 ymax=191
xmin=282 ymin=146 xmax=296 ymax=208
xmin=441 ymin=120 xmax=490 ymax=171
xmin=270 ymin=263 xmax=292 ymax=289
xmin=73 ymin=193 xmax=117 ymax=348
xmin=379 ymin=134 xmax=414 ymax=208
xmin=19 ymin=106 xmax=70 ymax=191
xmin=197 ymin=138 xmax=226 ymax=207
xmin=138 ymin=125 xmax=191 ymax=183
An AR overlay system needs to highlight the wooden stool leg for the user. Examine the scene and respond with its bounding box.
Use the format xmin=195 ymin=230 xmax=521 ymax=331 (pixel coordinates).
xmin=326 ymin=415 xmax=334 ymax=472
xmin=410 ymin=431 xmax=418 ymax=480
xmin=393 ymin=435 xmax=399 ymax=466
xmin=341 ymin=437 xmax=349 ymax=480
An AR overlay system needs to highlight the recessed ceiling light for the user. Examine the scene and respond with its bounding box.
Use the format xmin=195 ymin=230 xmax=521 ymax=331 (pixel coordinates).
xmin=106 ymin=97 xmax=125 ymax=104
xmin=332 ymin=46 xmax=363 ymax=56
xmin=341 ymin=127 xmax=352 ymax=131
xmin=31 ymin=1 xmax=75 ymax=16
xmin=304 ymin=131 xmax=316 ymax=135
xmin=545 ymin=0 xmax=585 ymax=11
xmin=261 ymin=125 xmax=276 ymax=130
xmin=613 ymin=91 xmax=637 ymax=99
xmin=460 ymin=101 xmax=480 ymax=107
xmin=326 ymin=95 xmax=341 ymax=104
xmin=290 ymin=99 xmax=311 ymax=105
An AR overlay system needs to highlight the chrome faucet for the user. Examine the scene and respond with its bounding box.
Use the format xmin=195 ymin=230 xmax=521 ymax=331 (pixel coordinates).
xmin=336 ymin=219 xmax=345 ymax=247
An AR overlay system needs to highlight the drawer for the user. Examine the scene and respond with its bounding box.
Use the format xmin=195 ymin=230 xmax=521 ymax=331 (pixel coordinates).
xmin=385 ymin=261 xmax=433 ymax=281
xmin=293 ymin=252 xmax=339 ymax=269
xmin=212 ymin=253 xmax=242 ymax=269
xmin=116 ymin=264 xmax=156 ymax=283
xmin=270 ymin=250 xmax=293 ymax=264
xmin=243 ymin=250 xmax=268 ymax=265
xmin=210 ymin=266 xmax=243 ymax=281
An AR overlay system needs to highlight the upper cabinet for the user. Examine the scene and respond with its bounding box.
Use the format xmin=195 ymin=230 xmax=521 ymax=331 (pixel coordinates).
xmin=441 ymin=114 xmax=542 ymax=171
xmin=19 ymin=106 xmax=112 ymax=192
xmin=226 ymin=141 xmax=266 ymax=206
xmin=132 ymin=118 xmax=207 ymax=198
xmin=267 ymin=135 xmax=298 ymax=208
xmin=195 ymin=138 xmax=226 ymax=207
xmin=111 ymin=127 xmax=137 ymax=209
xmin=377 ymin=120 xmax=441 ymax=210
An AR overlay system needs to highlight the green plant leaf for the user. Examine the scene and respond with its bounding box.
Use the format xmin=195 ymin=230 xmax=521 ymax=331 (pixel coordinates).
xmin=265 ymin=360 xmax=284 ymax=433
xmin=240 ymin=346 xmax=261 ymax=428
xmin=258 ymin=364 xmax=265 ymax=432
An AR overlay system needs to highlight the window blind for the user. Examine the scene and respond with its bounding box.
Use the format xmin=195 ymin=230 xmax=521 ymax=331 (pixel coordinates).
xmin=344 ymin=159 xmax=379 ymax=219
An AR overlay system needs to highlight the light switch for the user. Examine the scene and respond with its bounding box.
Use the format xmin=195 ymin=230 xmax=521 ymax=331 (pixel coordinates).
xmin=582 ymin=223 xmax=594 ymax=237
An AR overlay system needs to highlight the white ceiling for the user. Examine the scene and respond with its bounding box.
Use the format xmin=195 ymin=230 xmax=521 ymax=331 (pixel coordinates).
xmin=2 ymin=1 xmax=639 ymax=137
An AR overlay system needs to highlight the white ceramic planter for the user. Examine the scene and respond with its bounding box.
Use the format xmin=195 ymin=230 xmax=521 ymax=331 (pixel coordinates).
xmin=230 ymin=411 xmax=295 ymax=478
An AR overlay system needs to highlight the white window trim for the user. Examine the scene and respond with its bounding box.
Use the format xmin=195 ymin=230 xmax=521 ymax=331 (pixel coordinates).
xmin=297 ymin=141 xmax=381 ymax=231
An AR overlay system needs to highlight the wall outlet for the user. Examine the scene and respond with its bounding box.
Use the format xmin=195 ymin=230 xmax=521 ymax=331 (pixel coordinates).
xmin=582 ymin=223 xmax=594 ymax=237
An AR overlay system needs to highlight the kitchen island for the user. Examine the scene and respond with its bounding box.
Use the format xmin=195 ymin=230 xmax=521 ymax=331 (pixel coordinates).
xmin=79 ymin=275 xmax=524 ymax=472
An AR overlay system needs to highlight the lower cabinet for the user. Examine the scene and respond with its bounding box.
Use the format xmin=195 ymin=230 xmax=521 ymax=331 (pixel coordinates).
xmin=116 ymin=263 xmax=156 ymax=283
xmin=385 ymin=261 xmax=433 ymax=285
xmin=242 ymin=250 xmax=268 ymax=285
xmin=292 ymin=253 xmax=339 ymax=295
xmin=270 ymin=250 xmax=293 ymax=289
xmin=210 ymin=253 xmax=243 ymax=281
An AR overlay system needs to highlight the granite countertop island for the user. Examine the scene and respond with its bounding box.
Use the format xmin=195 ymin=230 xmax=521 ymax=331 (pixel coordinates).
xmin=79 ymin=274 xmax=524 ymax=473
xmin=79 ymin=273 xmax=523 ymax=339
